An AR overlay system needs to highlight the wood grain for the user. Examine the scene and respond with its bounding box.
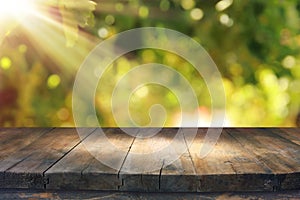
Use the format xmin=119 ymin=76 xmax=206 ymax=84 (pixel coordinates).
xmin=0 ymin=128 xmax=51 ymax=160
xmin=119 ymin=128 xmax=164 ymax=192
xmin=189 ymin=128 xmax=274 ymax=192
xmin=227 ymin=128 xmax=300 ymax=173
xmin=0 ymin=128 xmax=299 ymax=192
xmin=159 ymin=128 xmax=197 ymax=192
xmin=272 ymin=128 xmax=300 ymax=146
xmin=0 ymin=128 xmax=95 ymax=189
xmin=0 ymin=128 xmax=52 ymax=188
xmin=227 ymin=128 xmax=300 ymax=191
xmin=45 ymin=128 xmax=138 ymax=190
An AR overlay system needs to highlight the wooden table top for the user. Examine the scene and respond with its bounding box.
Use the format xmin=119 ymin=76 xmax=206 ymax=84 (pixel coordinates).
xmin=0 ymin=128 xmax=299 ymax=192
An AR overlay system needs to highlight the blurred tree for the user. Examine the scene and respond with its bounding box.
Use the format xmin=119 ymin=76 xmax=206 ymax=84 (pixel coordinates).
xmin=0 ymin=0 xmax=300 ymax=127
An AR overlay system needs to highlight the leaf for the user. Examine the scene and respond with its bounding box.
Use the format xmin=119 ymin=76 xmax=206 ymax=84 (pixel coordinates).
xmin=58 ymin=0 xmax=97 ymax=47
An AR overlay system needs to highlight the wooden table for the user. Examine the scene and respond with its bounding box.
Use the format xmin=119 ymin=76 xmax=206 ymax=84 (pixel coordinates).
xmin=0 ymin=128 xmax=299 ymax=193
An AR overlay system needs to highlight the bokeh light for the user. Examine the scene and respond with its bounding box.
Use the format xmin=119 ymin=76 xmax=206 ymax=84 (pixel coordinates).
xmin=47 ymin=74 xmax=61 ymax=89
xmin=181 ymin=0 xmax=195 ymax=10
xmin=0 ymin=0 xmax=300 ymax=127
xmin=0 ymin=57 xmax=12 ymax=70
xmin=215 ymin=0 xmax=233 ymax=12
xmin=190 ymin=8 xmax=204 ymax=21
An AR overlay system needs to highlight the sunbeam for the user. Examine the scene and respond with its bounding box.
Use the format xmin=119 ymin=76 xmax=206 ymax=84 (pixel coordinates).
xmin=0 ymin=0 xmax=35 ymax=19
xmin=6 ymin=0 xmax=99 ymax=77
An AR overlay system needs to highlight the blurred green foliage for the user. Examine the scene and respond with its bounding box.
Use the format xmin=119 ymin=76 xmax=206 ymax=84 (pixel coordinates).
xmin=0 ymin=0 xmax=300 ymax=127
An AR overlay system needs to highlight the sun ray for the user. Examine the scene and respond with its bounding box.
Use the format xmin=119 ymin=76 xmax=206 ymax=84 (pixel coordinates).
xmin=21 ymin=20 xmax=94 ymax=77
xmin=5 ymin=0 xmax=100 ymax=80
xmin=0 ymin=0 xmax=35 ymax=19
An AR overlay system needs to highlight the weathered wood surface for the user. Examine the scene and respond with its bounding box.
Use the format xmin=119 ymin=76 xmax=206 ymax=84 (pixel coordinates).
xmin=0 ymin=128 xmax=299 ymax=192
xmin=0 ymin=128 xmax=51 ymax=160
xmin=0 ymin=128 xmax=95 ymax=189
xmin=189 ymin=129 xmax=274 ymax=192
xmin=46 ymin=128 xmax=138 ymax=190
xmin=159 ymin=128 xmax=197 ymax=192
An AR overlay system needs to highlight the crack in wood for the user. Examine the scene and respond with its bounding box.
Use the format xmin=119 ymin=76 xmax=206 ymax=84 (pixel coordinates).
xmin=43 ymin=177 xmax=49 ymax=189
xmin=117 ymin=129 xmax=140 ymax=191
xmin=42 ymin=128 xmax=97 ymax=176
xmin=158 ymin=161 xmax=164 ymax=191
xmin=117 ymin=177 xmax=125 ymax=191
xmin=117 ymin=129 xmax=140 ymax=180
xmin=224 ymin=160 xmax=237 ymax=175
xmin=80 ymin=162 xmax=91 ymax=177
xmin=140 ymin=174 xmax=143 ymax=190
xmin=3 ymin=128 xmax=54 ymax=173
xmin=1 ymin=128 xmax=300 ymax=192
xmin=4 ymin=154 xmax=33 ymax=172
xmin=42 ymin=128 xmax=97 ymax=189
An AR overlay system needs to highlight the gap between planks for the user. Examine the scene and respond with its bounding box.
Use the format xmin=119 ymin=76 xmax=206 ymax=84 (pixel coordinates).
xmin=42 ymin=128 xmax=97 ymax=188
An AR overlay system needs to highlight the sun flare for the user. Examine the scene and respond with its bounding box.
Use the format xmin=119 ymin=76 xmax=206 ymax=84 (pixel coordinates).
xmin=0 ymin=0 xmax=35 ymax=20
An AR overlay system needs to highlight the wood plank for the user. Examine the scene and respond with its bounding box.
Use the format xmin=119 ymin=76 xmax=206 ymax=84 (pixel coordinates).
xmin=45 ymin=143 xmax=119 ymax=190
xmin=45 ymin=128 xmax=138 ymax=190
xmin=160 ymin=128 xmax=198 ymax=192
xmin=119 ymin=128 xmax=197 ymax=192
xmin=0 ymin=128 xmax=95 ymax=189
xmin=0 ymin=128 xmax=51 ymax=160
xmin=227 ymin=128 xmax=300 ymax=191
xmin=228 ymin=128 xmax=300 ymax=173
xmin=188 ymin=128 xmax=273 ymax=192
xmin=257 ymin=129 xmax=300 ymax=166
xmin=271 ymin=128 xmax=300 ymax=146
xmin=0 ymin=128 xmax=51 ymax=188
xmin=270 ymin=128 xmax=300 ymax=190
xmin=266 ymin=128 xmax=300 ymax=190
xmin=119 ymin=128 xmax=169 ymax=192
xmin=0 ymin=128 xmax=299 ymax=192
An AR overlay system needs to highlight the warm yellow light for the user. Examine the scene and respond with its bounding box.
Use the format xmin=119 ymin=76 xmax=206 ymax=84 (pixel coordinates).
xmin=0 ymin=57 xmax=12 ymax=70
xmin=47 ymin=74 xmax=61 ymax=89
xmin=282 ymin=55 xmax=296 ymax=69
xmin=139 ymin=6 xmax=149 ymax=18
xmin=0 ymin=0 xmax=35 ymax=20
xmin=190 ymin=8 xmax=204 ymax=21
xmin=215 ymin=0 xmax=233 ymax=12
xmin=181 ymin=0 xmax=195 ymax=10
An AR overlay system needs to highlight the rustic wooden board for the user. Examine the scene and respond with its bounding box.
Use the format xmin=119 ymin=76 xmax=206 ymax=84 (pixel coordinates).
xmin=188 ymin=128 xmax=274 ymax=192
xmin=264 ymin=128 xmax=300 ymax=190
xmin=0 ymin=128 xmax=51 ymax=160
xmin=0 ymin=128 xmax=52 ymax=188
xmin=0 ymin=128 xmax=299 ymax=192
xmin=271 ymin=128 xmax=300 ymax=146
xmin=118 ymin=128 xmax=165 ymax=192
xmin=227 ymin=128 xmax=300 ymax=191
xmin=45 ymin=128 xmax=138 ymax=190
xmin=0 ymin=128 xmax=95 ymax=189
xmin=159 ymin=128 xmax=198 ymax=192
xmin=228 ymin=128 xmax=300 ymax=172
